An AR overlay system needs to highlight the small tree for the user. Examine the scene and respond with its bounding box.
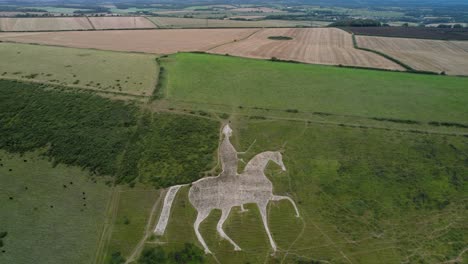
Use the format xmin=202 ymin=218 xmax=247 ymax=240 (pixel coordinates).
xmin=109 ymin=251 xmax=126 ymax=264
xmin=138 ymin=247 xmax=167 ymax=264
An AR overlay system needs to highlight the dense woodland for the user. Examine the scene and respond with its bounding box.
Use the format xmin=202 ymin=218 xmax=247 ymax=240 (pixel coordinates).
xmin=0 ymin=80 xmax=218 ymax=187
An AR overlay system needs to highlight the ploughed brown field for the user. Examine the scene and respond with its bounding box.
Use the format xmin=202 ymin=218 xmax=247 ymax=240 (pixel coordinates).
xmin=209 ymin=28 xmax=405 ymax=70
xmin=357 ymin=35 xmax=468 ymax=75
xmin=344 ymin=26 xmax=468 ymax=41
xmin=0 ymin=17 xmax=93 ymax=31
xmin=0 ymin=29 xmax=258 ymax=54
xmin=88 ymin=17 xmax=156 ymax=29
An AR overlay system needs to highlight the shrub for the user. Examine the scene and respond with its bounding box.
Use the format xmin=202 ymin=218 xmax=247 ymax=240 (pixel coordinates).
xmin=109 ymin=251 xmax=126 ymax=264
xmin=268 ymin=36 xmax=293 ymax=40
xmin=139 ymin=247 xmax=167 ymax=264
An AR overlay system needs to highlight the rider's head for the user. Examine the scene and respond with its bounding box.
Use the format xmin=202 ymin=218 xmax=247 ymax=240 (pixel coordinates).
xmin=222 ymin=124 xmax=233 ymax=138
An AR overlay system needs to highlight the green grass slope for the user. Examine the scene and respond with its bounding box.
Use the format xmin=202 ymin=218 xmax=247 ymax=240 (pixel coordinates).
xmin=0 ymin=151 xmax=111 ymax=264
xmin=161 ymin=119 xmax=467 ymax=263
xmin=162 ymin=53 xmax=468 ymax=123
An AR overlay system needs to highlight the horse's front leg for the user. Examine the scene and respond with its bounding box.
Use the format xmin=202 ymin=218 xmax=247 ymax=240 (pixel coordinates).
xmin=271 ymin=195 xmax=300 ymax=217
xmin=258 ymin=202 xmax=277 ymax=253
xmin=194 ymin=209 xmax=212 ymax=254
xmin=217 ymin=207 xmax=241 ymax=251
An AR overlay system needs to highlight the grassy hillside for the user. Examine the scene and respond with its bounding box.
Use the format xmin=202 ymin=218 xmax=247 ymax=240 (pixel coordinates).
xmin=0 ymin=43 xmax=158 ymax=96
xmin=160 ymin=118 xmax=467 ymax=264
xmin=0 ymin=150 xmax=111 ymax=264
xmin=152 ymin=53 xmax=467 ymax=264
xmin=162 ymin=53 xmax=468 ymax=123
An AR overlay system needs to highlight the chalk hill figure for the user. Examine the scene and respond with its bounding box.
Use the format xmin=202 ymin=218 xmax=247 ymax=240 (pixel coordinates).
xmin=154 ymin=125 xmax=300 ymax=254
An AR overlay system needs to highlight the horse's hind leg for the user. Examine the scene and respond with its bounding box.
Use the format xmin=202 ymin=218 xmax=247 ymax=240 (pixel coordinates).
xmin=258 ymin=202 xmax=277 ymax=252
xmin=217 ymin=207 xmax=241 ymax=251
xmin=194 ymin=209 xmax=212 ymax=254
xmin=272 ymin=195 xmax=300 ymax=217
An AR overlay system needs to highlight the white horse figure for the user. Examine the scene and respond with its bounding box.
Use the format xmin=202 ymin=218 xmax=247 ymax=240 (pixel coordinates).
xmin=154 ymin=125 xmax=300 ymax=254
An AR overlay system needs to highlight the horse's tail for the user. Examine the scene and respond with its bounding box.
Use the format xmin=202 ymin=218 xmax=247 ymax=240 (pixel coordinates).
xmin=154 ymin=184 xmax=185 ymax=236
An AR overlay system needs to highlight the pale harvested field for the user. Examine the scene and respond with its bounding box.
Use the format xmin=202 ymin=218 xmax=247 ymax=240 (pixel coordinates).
xmin=231 ymin=7 xmax=279 ymax=12
xmin=210 ymin=28 xmax=404 ymax=70
xmin=0 ymin=17 xmax=92 ymax=31
xmin=357 ymin=36 xmax=468 ymax=75
xmin=147 ymin=17 xmax=319 ymax=28
xmin=88 ymin=17 xmax=156 ymax=29
xmin=0 ymin=29 xmax=258 ymax=54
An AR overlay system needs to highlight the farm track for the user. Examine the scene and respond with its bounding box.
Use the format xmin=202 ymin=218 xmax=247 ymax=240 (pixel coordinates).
xmin=93 ymin=187 xmax=121 ymax=264
xmin=125 ymin=190 xmax=165 ymax=264
xmin=150 ymin=101 xmax=467 ymax=137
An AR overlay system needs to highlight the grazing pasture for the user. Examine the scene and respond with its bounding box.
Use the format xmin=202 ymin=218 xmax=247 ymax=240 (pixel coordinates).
xmin=210 ymin=28 xmax=404 ymax=70
xmin=0 ymin=42 xmax=158 ymax=96
xmin=147 ymin=16 xmax=321 ymax=28
xmin=0 ymin=151 xmax=111 ymax=264
xmin=0 ymin=28 xmax=258 ymax=54
xmin=162 ymin=53 xmax=467 ymax=123
xmin=345 ymin=26 xmax=468 ymax=40
xmin=88 ymin=17 xmax=156 ymax=29
xmin=356 ymin=35 xmax=468 ymax=75
xmin=0 ymin=17 xmax=92 ymax=31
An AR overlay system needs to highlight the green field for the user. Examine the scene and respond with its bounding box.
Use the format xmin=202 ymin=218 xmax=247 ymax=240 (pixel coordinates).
xmin=161 ymin=53 xmax=468 ymax=124
xmin=0 ymin=150 xmax=112 ymax=264
xmin=0 ymin=43 xmax=158 ymax=96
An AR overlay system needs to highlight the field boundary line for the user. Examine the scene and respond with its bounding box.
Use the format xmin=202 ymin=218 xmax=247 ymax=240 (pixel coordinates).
xmin=0 ymin=76 xmax=150 ymax=99
xmin=156 ymin=103 xmax=467 ymax=136
xmin=0 ymin=40 xmax=162 ymax=56
xmin=205 ymin=28 xmax=264 ymax=52
xmin=349 ymin=32 xmax=441 ymax=75
xmin=86 ymin=16 xmax=96 ymax=30
xmin=145 ymin=16 xmax=160 ymax=28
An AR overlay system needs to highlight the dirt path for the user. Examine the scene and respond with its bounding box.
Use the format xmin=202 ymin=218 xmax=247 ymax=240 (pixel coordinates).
xmin=93 ymin=187 xmax=121 ymax=264
xmin=125 ymin=190 xmax=165 ymax=264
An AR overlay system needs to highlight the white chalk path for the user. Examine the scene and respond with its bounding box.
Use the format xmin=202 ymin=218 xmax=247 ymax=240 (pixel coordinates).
xmin=154 ymin=184 xmax=184 ymax=235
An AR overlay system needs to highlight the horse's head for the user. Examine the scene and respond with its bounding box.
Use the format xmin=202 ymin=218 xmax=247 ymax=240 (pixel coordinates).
xmin=271 ymin=151 xmax=286 ymax=172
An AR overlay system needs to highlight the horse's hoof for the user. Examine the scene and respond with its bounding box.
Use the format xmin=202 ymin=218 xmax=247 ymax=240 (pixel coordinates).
xmin=205 ymin=249 xmax=213 ymax=255
xmin=234 ymin=246 xmax=242 ymax=251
